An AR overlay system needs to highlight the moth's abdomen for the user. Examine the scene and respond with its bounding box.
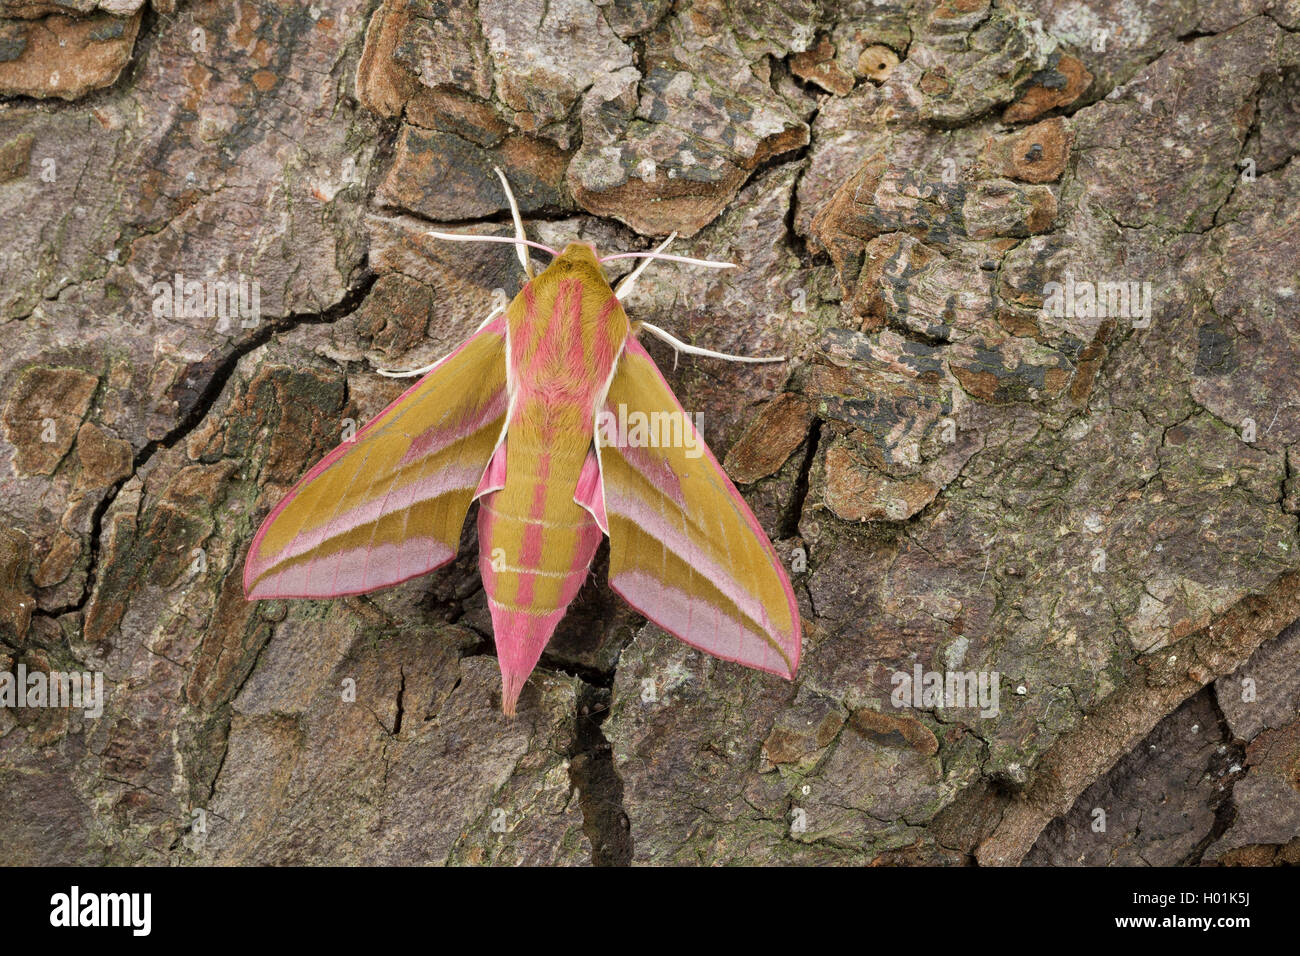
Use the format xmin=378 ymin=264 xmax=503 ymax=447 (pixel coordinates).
xmin=476 ymin=445 xmax=600 ymax=715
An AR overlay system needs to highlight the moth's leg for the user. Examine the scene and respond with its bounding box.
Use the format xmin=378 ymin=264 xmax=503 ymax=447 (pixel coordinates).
xmin=372 ymin=306 xmax=504 ymax=378
xmin=614 ymin=233 xmax=676 ymax=302
xmin=494 ymin=166 xmax=533 ymax=280
xmin=638 ymin=321 xmax=786 ymax=364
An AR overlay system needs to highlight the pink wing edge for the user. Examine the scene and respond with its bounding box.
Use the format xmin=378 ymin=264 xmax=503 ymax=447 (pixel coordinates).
xmin=243 ymin=314 xmax=509 ymax=600
xmin=580 ymin=337 xmax=802 ymax=679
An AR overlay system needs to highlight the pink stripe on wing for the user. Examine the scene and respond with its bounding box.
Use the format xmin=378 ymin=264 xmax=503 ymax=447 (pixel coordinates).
xmin=243 ymin=314 xmax=507 ymax=600
xmin=609 ymin=569 xmax=792 ymax=677
xmin=604 ymin=487 xmax=774 ymax=634
xmin=256 ymin=463 xmax=483 ymax=578
xmin=610 ymin=337 xmax=801 ymax=661
xmin=248 ymin=536 xmax=452 ymax=599
xmin=399 ymin=389 xmax=507 ymax=465
xmin=609 ymin=441 xmax=684 ymax=507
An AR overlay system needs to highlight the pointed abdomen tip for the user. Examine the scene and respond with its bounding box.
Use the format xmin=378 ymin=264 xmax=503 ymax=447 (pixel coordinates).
xmin=500 ymin=670 xmax=527 ymax=717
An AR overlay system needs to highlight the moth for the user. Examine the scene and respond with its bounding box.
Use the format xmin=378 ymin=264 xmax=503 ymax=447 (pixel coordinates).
xmin=244 ymin=170 xmax=801 ymax=715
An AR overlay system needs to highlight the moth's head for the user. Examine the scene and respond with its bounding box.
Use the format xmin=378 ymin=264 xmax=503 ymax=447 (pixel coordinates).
xmin=542 ymin=242 xmax=607 ymax=284
xmin=555 ymin=242 xmax=600 ymax=266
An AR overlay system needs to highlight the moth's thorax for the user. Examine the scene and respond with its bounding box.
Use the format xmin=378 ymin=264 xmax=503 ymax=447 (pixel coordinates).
xmin=505 ymin=242 xmax=630 ymax=419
